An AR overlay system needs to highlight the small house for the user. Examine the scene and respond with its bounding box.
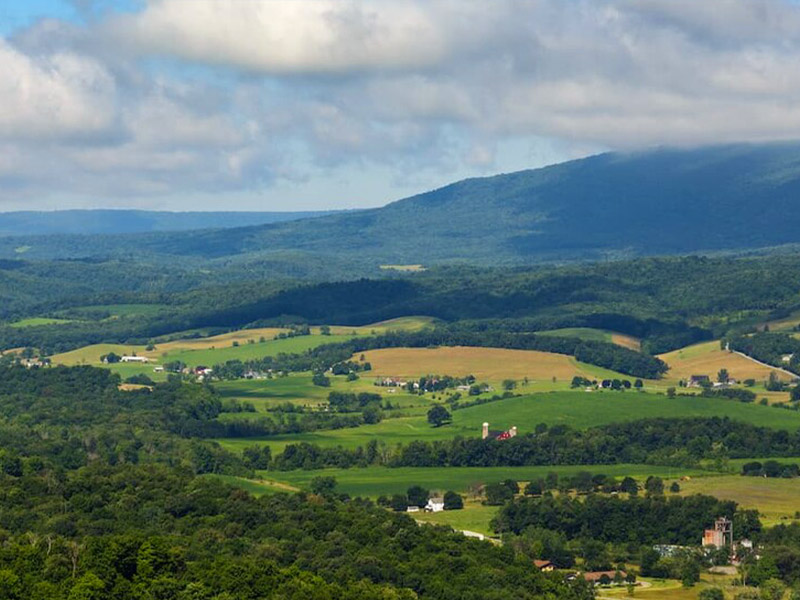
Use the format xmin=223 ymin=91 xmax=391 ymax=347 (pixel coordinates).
xmin=687 ymin=374 xmax=710 ymax=388
xmin=425 ymin=497 xmax=445 ymax=512
xmin=533 ymin=560 xmax=555 ymax=572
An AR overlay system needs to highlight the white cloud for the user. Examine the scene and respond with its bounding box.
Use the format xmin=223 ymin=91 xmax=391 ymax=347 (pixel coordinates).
xmin=6 ymin=0 xmax=800 ymax=209
xmin=105 ymin=0 xmax=451 ymax=73
xmin=0 ymin=38 xmax=116 ymax=140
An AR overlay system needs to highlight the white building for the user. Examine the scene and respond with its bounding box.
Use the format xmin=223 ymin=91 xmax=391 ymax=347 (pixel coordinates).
xmin=425 ymin=498 xmax=445 ymax=512
xmin=121 ymin=356 xmax=149 ymax=363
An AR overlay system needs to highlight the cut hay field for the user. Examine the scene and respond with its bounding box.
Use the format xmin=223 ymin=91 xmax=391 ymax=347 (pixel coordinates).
xmin=216 ymin=389 xmax=800 ymax=455
xmin=256 ymin=463 xmax=711 ymax=498
xmin=538 ymin=327 xmax=641 ymax=351
xmin=677 ymin=475 xmax=800 ymax=526
xmin=659 ymin=341 xmax=793 ymax=383
xmin=359 ymin=346 xmax=644 ymax=382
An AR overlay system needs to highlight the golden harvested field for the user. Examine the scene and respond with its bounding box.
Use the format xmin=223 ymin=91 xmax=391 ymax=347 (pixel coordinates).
xmin=359 ymin=346 xmax=635 ymax=381
xmin=611 ymin=333 xmax=641 ymax=351
xmin=659 ymin=341 xmax=792 ymax=383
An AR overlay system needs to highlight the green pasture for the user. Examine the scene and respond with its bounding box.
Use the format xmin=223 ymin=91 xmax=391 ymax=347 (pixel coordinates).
xmin=66 ymin=303 xmax=171 ymax=318
xmin=256 ymin=463 xmax=713 ymax=498
xmin=8 ymin=317 xmax=76 ymax=328
xmin=216 ymin=389 xmax=800 ymax=454
xmin=414 ymin=502 xmax=501 ymax=536
xmin=215 ymin=373 xmax=427 ymax=411
xmin=155 ymin=333 xmax=359 ymax=367
xmin=676 ymin=474 xmax=800 ymax=526
xmin=107 ymin=363 xmax=169 ymax=383
xmin=538 ymin=327 xmax=615 ymax=343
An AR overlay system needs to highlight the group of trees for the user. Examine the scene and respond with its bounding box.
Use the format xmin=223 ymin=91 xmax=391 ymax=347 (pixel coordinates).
xmin=728 ymin=333 xmax=800 ymax=376
xmin=493 ymin=493 xmax=761 ymax=544
xmin=742 ymin=461 xmax=800 ymax=478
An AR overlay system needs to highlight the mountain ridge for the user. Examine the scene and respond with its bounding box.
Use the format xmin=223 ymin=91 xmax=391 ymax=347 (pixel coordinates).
xmin=4 ymin=142 xmax=800 ymax=264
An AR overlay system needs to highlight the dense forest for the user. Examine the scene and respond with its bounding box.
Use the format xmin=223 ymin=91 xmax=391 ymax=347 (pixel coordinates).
xmin=0 ymin=465 xmax=591 ymax=599
xmin=4 ymin=254 xmax=800 ymax=358
xmin=0 ymin=362 xmax=598 ymax=599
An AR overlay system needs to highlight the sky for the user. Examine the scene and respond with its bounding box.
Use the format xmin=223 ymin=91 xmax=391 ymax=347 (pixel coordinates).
xmin=2 ymin=0 xmax=800 ymax=212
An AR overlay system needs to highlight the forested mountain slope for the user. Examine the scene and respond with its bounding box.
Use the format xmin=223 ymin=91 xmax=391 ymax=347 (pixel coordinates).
xmin=4 ymin=143 xmax=800 ymax=263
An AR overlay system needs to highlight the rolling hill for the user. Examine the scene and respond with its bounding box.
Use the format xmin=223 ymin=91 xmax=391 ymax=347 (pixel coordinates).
xmin=4 ymin=143 xmax=800 ymax=264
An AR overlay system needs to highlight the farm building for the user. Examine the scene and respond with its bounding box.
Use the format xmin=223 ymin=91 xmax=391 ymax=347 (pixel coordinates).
xmin=425 ymin=497 xmax=445 ymax=512
xmin=482 ymin=422 xmax=518 ymax=440
xmin=702 ymin=517 xmax=732 ymax=548
xmin=121 ymin=355 xmax=149 ymax=363
xmin=582 ymin=570 xmax=626 ymax=584
xmin=533 ymin=560 xmax=555 ymax=572
xmin=687 ymin=374 xmax=710 ymax=388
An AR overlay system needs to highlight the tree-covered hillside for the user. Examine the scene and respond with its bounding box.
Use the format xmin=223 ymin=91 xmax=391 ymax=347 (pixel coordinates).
xmin=5 ymin=143 xmax=800 ymax=264
xmin=3 ymin=254 xmax=799 ymax=356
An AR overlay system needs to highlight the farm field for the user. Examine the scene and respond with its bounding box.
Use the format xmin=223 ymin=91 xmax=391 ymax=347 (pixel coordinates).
xmin=319 ymin=315 xmax=438 ymax=335
xmin=539 ymin=327 xmax=642 ymax=351
xmin=215 ymin=373 xmax=427 ymax=411
xmin=359 ymin=346 xmax=651 ymax=383
xmin=659 ymin=340 xmax=792 ymax=383
xmin=677 ymin=475 xmax=800 ymax=526
xmin=765 ymin=310 xmax=800 ymax=332
xmin=48 ymin=316 xmax=436 ymax=369
xmin=61 ymin=303 xmax=171 ymax=318
xmin=216 ymin=388 xmax=800 ymax=455
xmin=414 ymin=502 xmax=500 ymax=536
xmin=256 ymin=463 xmax=712 ymax=498
xmin=50 ymin=332 xmax=357 ymax=368
xmin=8 ymin=317 xmax=75 ymax=328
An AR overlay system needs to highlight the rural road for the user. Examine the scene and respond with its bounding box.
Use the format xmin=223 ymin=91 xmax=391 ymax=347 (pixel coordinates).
xmin=730 ymin=350 xmax=797 ymax=379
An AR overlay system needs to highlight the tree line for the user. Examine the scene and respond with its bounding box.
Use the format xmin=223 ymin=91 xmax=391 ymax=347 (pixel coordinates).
xmin=266 ymin=417 xmax=800 ymax=471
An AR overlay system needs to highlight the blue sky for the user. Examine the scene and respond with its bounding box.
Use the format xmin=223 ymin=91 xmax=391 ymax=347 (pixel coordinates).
xmin=1 ymin=0 xmax=799 ymax=211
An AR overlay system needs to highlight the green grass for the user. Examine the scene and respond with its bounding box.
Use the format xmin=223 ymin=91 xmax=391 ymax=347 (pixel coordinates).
xmin=215 ymin=373 xmax=425 ymax=411
xmin=414 ymin=502 xmax=500 ymax=536
xmin=157 ymin=333 xmax=359 ymax=367
xmin=8 ymin=317 xmax=76 ymax=328
xmin=200 ymin=474 xmax=288 ymax=496
xmin=677 ymin=474 xmax=800 ymax=526
xmin=68 ymin=303 xmax=170 ymax=318
xmin=106 ymin=363 xmax=169 ymax=383
xmin=538 ymin=327 xmax=614 ymax=343
xmin=256 ymin=464 xmax=713 ymax=498
xmin=216 ymin=389 xmax=800 ymax=454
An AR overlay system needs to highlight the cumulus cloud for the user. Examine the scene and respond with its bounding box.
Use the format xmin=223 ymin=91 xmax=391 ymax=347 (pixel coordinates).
xmin=5 ymin=0 xmax=800 ymax=208
xmin=0 ymin=38 xmax=116 ymax=140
